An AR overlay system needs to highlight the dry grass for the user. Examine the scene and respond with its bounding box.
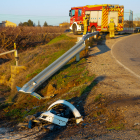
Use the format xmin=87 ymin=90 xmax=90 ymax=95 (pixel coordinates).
xmin=0 ymin=26 xmax=67 ymax=59
xmin=0 ymin=34 xmax=76 ymax=99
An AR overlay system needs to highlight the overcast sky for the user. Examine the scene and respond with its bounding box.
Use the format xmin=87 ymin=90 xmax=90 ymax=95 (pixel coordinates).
xmin=0 ymin=0 xmax=140 ymax=25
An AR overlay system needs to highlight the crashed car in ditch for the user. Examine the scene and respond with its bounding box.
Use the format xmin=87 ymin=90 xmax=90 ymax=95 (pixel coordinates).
xmin=38 ymin=100 xmax=83 ymax=126
xmin=26 ymin=100 xmax=83 ymax=129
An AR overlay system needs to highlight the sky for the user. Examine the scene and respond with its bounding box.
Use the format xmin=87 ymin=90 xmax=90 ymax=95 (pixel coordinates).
xmin=0 ymin=0 xmax=140 ymax=26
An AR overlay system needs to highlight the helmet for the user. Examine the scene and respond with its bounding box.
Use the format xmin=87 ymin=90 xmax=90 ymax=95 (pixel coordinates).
xmin=110 ymin=19 xmax=114 ymax=23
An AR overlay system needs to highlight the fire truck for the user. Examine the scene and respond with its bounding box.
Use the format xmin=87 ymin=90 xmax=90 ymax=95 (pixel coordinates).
xmin=69 ymin=4 xmax=124 ymax=34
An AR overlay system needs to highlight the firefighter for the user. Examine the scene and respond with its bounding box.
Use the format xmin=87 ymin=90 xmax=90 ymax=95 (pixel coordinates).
xmin=83 ymin=15 xmax=89 ymax=35
xmin=83 ymin=16 xmax=87 ymax=35
xmin=109 ymin=19 xmax=115 ymax=38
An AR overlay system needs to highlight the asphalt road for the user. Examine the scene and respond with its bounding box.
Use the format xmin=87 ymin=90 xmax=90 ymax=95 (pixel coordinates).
xmin=112 ymin=34 xmax=140 ymax=78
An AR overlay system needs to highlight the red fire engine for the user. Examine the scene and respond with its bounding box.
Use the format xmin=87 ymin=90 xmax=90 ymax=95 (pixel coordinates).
xmin=69 ymin=4 xmax=124 ymax=34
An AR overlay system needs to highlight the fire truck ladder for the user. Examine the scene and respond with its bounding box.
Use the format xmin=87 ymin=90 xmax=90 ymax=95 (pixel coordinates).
xmin=16 ymin=31 xmax=99 ymax=99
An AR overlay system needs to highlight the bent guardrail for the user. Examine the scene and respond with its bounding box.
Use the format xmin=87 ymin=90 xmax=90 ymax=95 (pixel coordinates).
xmin=17 ymin=31 xmax=99 ymax=99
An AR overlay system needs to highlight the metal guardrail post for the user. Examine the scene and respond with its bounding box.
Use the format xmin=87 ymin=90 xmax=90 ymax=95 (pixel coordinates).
xmin=14 ymin=50 xmax=18 ymax=66
xmin=76 ymin=53 xmax=80 ymax=61
xmin=14 ymin=42 xmax=16 ymax=50
xmin=14 ymin=43 xmax=19 ymax=66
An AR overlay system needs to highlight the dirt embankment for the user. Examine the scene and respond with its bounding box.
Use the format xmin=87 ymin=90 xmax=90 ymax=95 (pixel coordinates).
xmin=85 ymin=34 xmax=140 ymax=139
xmin=1 ymin=34 xmax=140 ymax=139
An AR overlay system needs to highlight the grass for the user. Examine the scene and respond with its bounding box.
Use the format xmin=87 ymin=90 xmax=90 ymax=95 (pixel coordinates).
xmin=0 ymin=103 xmax=9 ymax=110
xmin=40 ymin=57 xmax=96 ymax=99
xmin=48 ymin=34 xmax=70 ymax=45
xmin=0 ymin=86 xmax=11 ymax=92
xmin=47 ymin=49 xmax=66 ymax=65
xmin=26 ymin=69 xmax=42 ymax=79
xmin=39 ymin=57 xmax=96 ymax=97
xmin=94 ymin=94 xmax=102 ymax=102
xmin=5 ymin=108 xmax=23 ymax=118
xmin=107 ymin=123 xmax=124 ymax=130
xmin=108 ymin=119 xmax=112 ymax=124
xmin=4 ymin=104 xmax=45 ymax=122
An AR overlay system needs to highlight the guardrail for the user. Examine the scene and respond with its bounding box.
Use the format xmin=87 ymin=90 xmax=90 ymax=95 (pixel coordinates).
xmin=17 ymin=31 xmax=99 ymax=99
xmin=0 ymin=43 xmax=19 ymax=66
xmin=123 ymin=28 xmax=135 ymax=33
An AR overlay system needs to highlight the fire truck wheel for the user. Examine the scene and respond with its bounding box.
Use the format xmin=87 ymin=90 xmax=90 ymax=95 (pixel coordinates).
xmin=73 ymin=25 xmax=78 ymax=35
xmin=91 ymin=26 xmax=96 ymax=33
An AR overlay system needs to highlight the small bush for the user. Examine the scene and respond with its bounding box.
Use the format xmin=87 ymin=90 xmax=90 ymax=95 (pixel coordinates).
xmin=94 ymin=94 xmax=102 ymax=102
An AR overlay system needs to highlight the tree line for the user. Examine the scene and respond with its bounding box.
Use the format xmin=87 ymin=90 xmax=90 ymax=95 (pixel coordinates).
xmin=18 ymin=19 xmax=48 ymax=27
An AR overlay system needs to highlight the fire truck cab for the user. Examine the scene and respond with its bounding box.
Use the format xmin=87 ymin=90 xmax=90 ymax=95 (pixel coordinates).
xmin=69 ymin=4 xmax=124 ymax=35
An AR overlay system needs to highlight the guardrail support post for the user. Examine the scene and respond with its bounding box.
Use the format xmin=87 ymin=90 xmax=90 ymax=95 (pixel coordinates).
xmin=14 ymin=43 xmax=19 ymax=66
xmin=11 ymin=65 xmax=27 ymax=89
xmin=14 ymin=50 xmax=19 ymax=66
xmin=76 ymin=53 xmax=80 ymax=61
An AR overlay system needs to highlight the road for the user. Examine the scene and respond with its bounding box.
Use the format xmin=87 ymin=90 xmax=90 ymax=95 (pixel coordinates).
xmin=112 ymin=34 xmax=140 ymax=78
